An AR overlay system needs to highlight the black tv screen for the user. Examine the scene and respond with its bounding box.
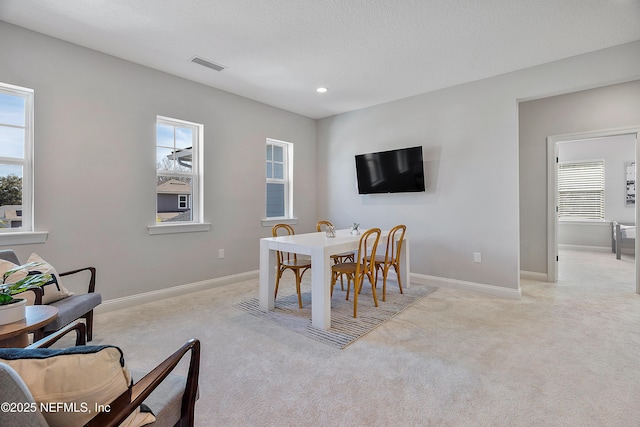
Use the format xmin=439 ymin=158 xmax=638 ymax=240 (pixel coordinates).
xmin=355 ymin=146 xmax=425 ymax=194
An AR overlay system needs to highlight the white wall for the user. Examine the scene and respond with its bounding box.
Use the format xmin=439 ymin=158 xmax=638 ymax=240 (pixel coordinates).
xmin=0 ymin=23 xmax=317 ymax=300
xmin=520 ymin=80 xmax=640 ymax=273
xmin=557 ymin=135 xmax=635 ymax=247
xmin=318 ymin=41 xmax=640 ymax=294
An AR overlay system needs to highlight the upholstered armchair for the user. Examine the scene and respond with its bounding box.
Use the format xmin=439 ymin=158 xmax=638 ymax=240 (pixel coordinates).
xmin=0 ymin=321 xmax=200 ymax=427
xmin=0 ymin=250 xmax=101 ymax=342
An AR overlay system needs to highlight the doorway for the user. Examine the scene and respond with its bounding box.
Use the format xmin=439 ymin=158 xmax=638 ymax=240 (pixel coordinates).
xmin=547 ymin=127 xmax=640 ymax=292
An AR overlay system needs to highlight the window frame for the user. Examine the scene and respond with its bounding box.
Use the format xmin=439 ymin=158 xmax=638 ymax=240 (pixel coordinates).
xmin=557 ymin=159 xmax=605 ymax=221
xmin=0 ymin=82 xmax=38 ymax=238
xmin=148 ymin=115 xmax=209 ymax=235
xmin=264 ymin=138 xmax=294 ymax=221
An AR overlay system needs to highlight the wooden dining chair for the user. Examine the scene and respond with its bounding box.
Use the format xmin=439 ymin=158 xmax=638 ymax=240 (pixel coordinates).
xmin=371 ymin=224 xmax=407 ymax=301
xmin=272 ymin=224 xmax=311 ymax=309
xmin=316 ymin=220 xmax=355 ymax=290
xmin=330 ymin=228 xmax=381 ymax=318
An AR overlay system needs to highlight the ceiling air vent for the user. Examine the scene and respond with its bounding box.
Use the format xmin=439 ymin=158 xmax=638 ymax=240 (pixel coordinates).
xmin=190 ymin=56 xmax=226 ymax=72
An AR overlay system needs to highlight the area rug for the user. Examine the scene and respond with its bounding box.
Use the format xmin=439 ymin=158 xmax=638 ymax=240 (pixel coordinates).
xmin=235 ymin=280 xmax=437 ymax=349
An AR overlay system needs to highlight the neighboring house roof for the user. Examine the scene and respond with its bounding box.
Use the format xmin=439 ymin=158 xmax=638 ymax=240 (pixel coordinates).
xmin=156 ymin=179 xmax=191 ymax=195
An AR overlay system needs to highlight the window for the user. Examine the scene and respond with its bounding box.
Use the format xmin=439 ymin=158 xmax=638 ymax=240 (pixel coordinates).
xmin=0 ymin=83 xmax=33 ymax=232
xmin=558 ymin=160 xmax=605 ymax=220
xmin=265 ymin=139 xmax=293 ymax=218
xmin=155 ymin=116 xmax=203 ymax=225
xmin=178 ymin=194 xmax=188 ymax=210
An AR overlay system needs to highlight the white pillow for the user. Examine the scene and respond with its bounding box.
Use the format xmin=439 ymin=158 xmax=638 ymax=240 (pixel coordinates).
xmin=0 ymin=345 xmax=155 ymax=427
xmin=1 ymin=253 xmax=74 ymax=305
xmin=24 ymin=253 xmax=74 ymax=304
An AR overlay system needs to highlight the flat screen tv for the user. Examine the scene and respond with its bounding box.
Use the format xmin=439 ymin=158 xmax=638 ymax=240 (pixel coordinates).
xmin=355 ymin=146 xmax=425 ymax=194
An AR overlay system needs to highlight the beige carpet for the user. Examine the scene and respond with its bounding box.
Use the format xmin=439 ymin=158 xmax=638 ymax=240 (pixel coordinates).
xmin=84 ymin=247 xmax=639 ymax=426
xmin=235 ymin=283 xmax=436 ymax=348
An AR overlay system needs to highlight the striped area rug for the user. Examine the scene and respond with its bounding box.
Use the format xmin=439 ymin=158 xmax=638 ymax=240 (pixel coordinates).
xmin=235 ymin=280 xmax=437 ymax=349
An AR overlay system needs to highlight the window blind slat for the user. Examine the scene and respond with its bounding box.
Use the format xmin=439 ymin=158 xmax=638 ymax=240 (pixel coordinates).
xmin=558 ymin=160 xmax=605 ymax=220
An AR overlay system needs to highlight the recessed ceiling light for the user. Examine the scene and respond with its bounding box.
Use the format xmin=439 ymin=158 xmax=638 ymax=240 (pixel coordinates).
xmin=316 ymin=87 xmax=328 ymax=93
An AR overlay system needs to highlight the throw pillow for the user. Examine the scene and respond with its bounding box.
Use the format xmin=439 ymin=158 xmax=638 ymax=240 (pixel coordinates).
xmin=9 ymin=253 xmax=74 ymax=305
xmin=25 ymin=253 xmax=74 ymax=304
xmin=0 ymin=345 xmax=155 ymax=427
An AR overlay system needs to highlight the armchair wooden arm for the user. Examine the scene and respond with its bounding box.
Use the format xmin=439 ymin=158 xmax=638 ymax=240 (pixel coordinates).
xmin=60 ymin=266 xmax=97 ymax=293
xmin=25 ymin=321 xmax=200 ymax=427
xmin=27 ymin=321 xmax=87 ymax=348
xmin=24 ymin=286 xmax=44 ymax=305
xmin=35 ymin=266 xmax=99 ymax=342
xmin=86 ymin=338 xmax=201 ymax=427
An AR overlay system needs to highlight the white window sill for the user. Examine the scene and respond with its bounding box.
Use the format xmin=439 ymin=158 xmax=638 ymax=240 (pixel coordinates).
xmin=261 ymin=217 xmax=298 ymax=227
xmin=0 ymin=231 xmax=49 ymax=246
xmin=559 ymin=219 xmax=608 ymax=226
xmin=148 ymin=223 xmax=211 ymax=235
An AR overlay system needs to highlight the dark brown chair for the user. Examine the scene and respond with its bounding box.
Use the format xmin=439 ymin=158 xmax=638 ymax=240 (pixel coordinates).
xmin=272 ymin=224 xmax=311 ymax=309
xmin=330 ymin=228 xmax=381 ymax=318
xmin=370 ymin=224 xmax=407 ymax=301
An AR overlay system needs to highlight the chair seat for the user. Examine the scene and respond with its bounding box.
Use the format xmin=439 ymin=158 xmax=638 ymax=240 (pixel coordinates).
xmin=43 ymin=293 xmax=102 ymax=333
xmin=332 ymin=262 xmax=357 ymax=274
xmin=129 ymin=368 xmax=192 ymax=427
xmin=281 ymin=259 xmax=311 ymax=269
xmin=331 ymin=252 xmax=353 ymax=258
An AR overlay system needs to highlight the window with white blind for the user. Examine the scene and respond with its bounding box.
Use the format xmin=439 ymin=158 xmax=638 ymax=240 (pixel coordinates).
xmin=558 ymin=160 xmax=605 ymax=220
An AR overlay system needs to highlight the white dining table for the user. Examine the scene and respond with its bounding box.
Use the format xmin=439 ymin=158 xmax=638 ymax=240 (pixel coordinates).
xmin=259 ymin=228 xmax=409 ymax=330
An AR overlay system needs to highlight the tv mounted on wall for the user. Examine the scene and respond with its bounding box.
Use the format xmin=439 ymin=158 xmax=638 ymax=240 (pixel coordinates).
xmin=355 ymin=146 xmax=425 ymax=194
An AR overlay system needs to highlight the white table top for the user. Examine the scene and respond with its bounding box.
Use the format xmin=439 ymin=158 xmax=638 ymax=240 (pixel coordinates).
xmin=262 ymin=228 xmax=380 ymax=252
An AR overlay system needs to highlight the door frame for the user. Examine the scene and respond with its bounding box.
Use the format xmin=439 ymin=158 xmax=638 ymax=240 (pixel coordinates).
xmin=547 ymin=126 xmax=640 ymax=292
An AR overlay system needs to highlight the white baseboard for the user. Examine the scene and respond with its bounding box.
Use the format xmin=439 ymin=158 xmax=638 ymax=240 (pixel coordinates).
xmin=95 ymin=270 xmax=259 ymax=314
xmin=410 ymin=273 xmax=522 ymax=299
xmin=520 ymin=270 xmax=549 ymax=281
xmin=558 ymin=244 xmax=611 ymax=252
xmin=97 ymin=269 xmax=523 ymax=314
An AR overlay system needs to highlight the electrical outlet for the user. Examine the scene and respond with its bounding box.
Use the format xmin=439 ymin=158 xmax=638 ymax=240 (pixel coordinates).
xmin=474 ymin=252 xmax=482 ymax=263
xmin=218 ymin=249 xmax=225 ymax=259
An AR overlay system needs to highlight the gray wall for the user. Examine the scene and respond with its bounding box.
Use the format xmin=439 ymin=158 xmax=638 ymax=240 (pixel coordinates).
xmin=319 ymin=41 xmax=640 ymax=292
xmin=520 ymin=81 xmax=640 ymax=273
xmin=0 ymin=23 xmax=317 ymax=300
xmin=2 ymin=21 xmax=640 ymax=299
xmin=557 ymin=135 xmax=635 ymax=247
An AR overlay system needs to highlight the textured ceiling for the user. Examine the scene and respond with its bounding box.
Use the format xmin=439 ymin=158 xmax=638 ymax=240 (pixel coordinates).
xmin=1 ymin=0 xmax=640 ymax=119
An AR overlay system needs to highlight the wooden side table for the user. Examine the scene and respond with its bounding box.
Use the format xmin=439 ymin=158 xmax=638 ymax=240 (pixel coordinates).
xmin=0 ymin=305 xmax=58 ymax=348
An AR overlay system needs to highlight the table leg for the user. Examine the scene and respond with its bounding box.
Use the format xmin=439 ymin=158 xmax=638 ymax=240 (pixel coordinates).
xmin=401 ymin=237 xmax=410 ymax=288
xmin=259 ymin=240 xmax=276 ymax=311
xmin=311 ymin=247 xmax=331 ymax=329
xmin=0 ymin=333 xmax=29 ymax=348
